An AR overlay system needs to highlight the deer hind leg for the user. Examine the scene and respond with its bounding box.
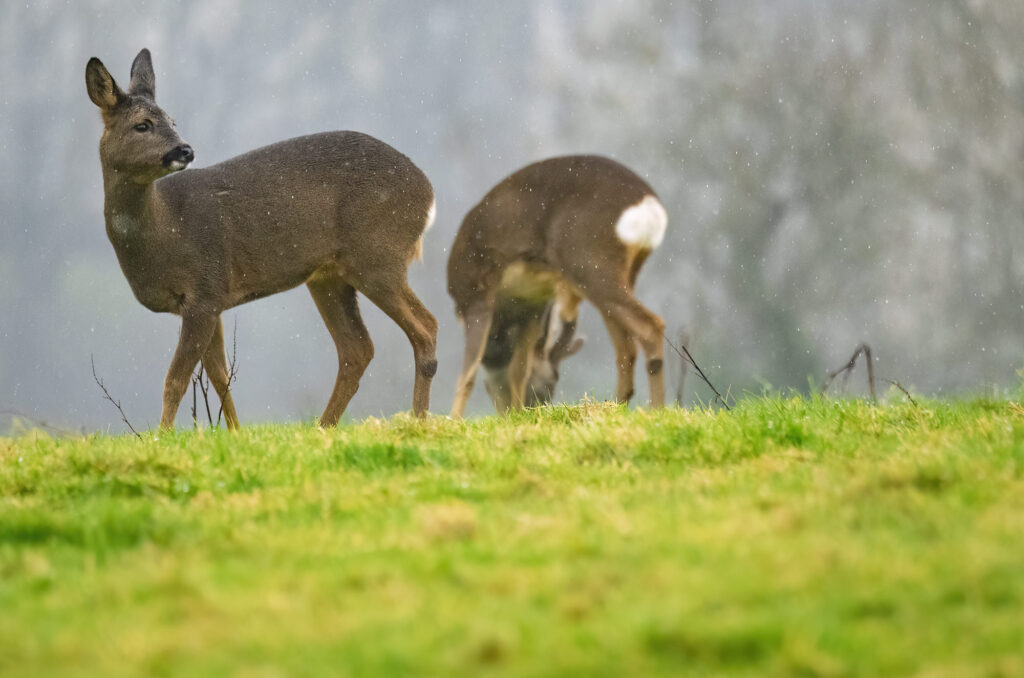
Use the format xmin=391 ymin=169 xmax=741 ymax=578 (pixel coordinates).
xmin=307 ymin=274 xmax=375 ymax=427
xmin=162 ymin=312 xmax=219 ymax=429
xmin=358 ymin=271 xmax=438 ymax=418
xmin=201 ymin=316 xmax=240 ymax=431
xmin=451 ymin=300 xmax=495 ymax=417
xmin=602 ymin=315 xmax=638 ymax=404
xmin=586 ymin=288 xmax=665 ymax=408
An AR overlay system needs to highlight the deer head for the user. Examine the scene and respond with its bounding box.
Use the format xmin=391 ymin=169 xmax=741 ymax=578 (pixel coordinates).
xmin=524 ymin=301 xmax=585 ymax=406
xmin=86 ymin=49 xmax=193 ymax=185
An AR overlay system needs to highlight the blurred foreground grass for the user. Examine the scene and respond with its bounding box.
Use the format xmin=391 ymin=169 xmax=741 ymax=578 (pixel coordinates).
xmin=2 ymin=397 xmax=1024 ymax=677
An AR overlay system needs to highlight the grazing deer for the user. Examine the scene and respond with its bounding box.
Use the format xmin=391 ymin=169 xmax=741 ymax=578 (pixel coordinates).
xmin=448 ymin=155 xmax=667 ymax=416
xmin=85 ymin=49 xmax=438 ymax=430
xmin=477 ymin=271 xmax=585 ymax=412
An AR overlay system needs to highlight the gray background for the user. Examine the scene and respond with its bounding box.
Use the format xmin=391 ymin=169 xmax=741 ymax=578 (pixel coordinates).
xmin=2 ymin=0 xmax=1022 ymax=432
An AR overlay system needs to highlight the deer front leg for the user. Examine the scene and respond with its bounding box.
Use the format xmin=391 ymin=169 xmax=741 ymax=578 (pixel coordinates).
xmin=507 ymin=321 xmax=541 ymax=411
xmin=161 ymin=312 xmax=218 ymax=429
xmin=201 ymin=316 xmax=241 ymax=431
xmin=451 ymin=301 xmax=495 ymax=417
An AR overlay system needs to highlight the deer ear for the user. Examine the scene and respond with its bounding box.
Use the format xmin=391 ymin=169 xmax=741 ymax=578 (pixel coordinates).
xmin=85 ymin=58 xmax=124 ymax=110
xmin=564 ymin=337 xmax=585 ymax=358
xmin=549 ymin=335 xmax=584 ymax=364
xmin=128 ymin=48 xmax=156 ymax=100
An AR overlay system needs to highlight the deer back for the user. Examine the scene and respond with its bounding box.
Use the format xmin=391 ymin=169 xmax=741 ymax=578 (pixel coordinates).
xmin=447 ymin=155 xmax=661 ymax=317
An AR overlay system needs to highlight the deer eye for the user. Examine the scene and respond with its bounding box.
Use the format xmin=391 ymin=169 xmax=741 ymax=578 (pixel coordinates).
xmin=133 ymin=121 xmax=152 ymax=133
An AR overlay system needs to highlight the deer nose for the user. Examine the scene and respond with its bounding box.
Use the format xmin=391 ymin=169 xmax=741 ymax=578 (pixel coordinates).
xmin=163 ymin=144 xmax=195 ymax=169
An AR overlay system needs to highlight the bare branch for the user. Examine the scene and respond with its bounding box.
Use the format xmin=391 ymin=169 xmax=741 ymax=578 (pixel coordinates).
xmin=822 ymin=343 xmax=876 ymax=401
xmin=90 ymin=354 xmax=142 ymax=439
xmin=191 ymin=371 xmax=199 ymax=429
xmin=675 ymin=329 xmax=690 ymax=407
xmin=663 ymin=333 xmax=730 ymax=410
xmin=191 ymin=364 xmax=215 ymax=429
xmin=199 ymin=365 xmax=213 ymax=425
xmin=885 ymin=379 xmax=919 ymax=407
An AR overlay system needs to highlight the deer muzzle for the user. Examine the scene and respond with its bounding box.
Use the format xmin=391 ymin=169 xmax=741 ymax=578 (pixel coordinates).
xmin=162 ymin=144 xmax=194 ymax=171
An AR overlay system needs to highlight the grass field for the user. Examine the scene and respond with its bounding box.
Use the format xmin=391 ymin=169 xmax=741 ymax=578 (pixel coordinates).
xmin=2 ymin=396 xmax=1024 ymax=677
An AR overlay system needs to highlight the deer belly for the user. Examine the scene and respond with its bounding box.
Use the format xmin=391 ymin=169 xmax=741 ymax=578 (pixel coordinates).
xmin=224 ymin=232 xmax=326 ymax=306
xmin=498 ymin=262 xmax=560 ymax=303
xmin=226 ymin=264 xmax=317 ymax=307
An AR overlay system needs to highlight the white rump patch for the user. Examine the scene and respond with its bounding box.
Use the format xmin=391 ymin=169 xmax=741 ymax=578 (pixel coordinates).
xmin=614 ymin=195 xmax=667 ymax=249
xmin=414 ymin=199 xmax=436 ymax=262
xmin=424 ymin=199 xmax=437 ymax=231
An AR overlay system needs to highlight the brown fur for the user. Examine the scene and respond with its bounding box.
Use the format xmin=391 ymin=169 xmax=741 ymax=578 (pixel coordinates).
xmin=86 ymin=49 xmax=438 ymax=429
xmin=447 ymin=155 xmax=667 ymax=415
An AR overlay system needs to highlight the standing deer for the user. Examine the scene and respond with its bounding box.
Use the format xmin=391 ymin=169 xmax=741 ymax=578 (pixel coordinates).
xmin=86 ymin=49 xmax=438 ymax=430
xmin=448 ymin=155 xmax=668 ymax=415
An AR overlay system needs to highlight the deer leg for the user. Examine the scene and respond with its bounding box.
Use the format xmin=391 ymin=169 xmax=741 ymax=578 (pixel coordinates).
xmin=587 ymin=290 xmax=665 ymax=408
xmin=201 ymin=316 xmax=240 ymax=431
xmin=507 ymin=320 xmax=541 ymax=411
xmin=161 ymin=312 xmax=218 ymax=429
xmin=398 ymin=288 xmax=438 ymax=418
xmin=451 ymin=301 xmax=495 ymax=417
xmin=307 ymin=275 xmax=374 ymax=427
xmin=507 ymin=341 xmax=530 ymax=411
xmin=602 ymin=315 xmax=638 ymax=404
xmin=358 ymin=274 xmax=438 ymax=418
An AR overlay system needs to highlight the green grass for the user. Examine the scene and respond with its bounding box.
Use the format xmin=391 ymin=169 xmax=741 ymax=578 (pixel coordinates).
xmin=2 ymin=396 xmax=1024 ymax=677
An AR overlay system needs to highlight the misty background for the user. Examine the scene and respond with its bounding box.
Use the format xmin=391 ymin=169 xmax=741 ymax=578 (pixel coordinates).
xmin=2 ymin=0 xmax=1022 ymax=433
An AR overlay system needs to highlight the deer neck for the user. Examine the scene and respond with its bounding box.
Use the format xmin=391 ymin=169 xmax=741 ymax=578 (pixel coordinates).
xmin=101 ymin=167 xmax=162 ymax=243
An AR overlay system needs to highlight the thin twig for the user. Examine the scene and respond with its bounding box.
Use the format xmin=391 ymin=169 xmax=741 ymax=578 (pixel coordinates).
xmin=191 ymin=371 xmax=199 ymax=428
xmin=885 ymin=379 xmax=918 ymax=407
xmin=663 ymin=334 xmax=731 ymax=410
xmin=90 ymin=355 xmax=142 ymax=439
xmin=191 ymin=363 xmax=215 ymax=428
xmin=199 ymin=365 xmax=213 ymax=425
xmin=822 ymin=343 xmax=876 ymax=401
xmin=675 ymin=329 xmax=690 ymax=407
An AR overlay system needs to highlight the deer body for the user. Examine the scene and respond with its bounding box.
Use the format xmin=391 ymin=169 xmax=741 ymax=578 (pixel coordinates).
xmin=105 ymin=132 xmax=430 ymax=313
xmin=448 ymin=155 xmax=667 ymax=415
xmin=88 ymin=50 xmax=438 ymax=429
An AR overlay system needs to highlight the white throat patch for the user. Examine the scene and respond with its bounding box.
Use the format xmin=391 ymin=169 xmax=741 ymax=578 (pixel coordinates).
xmin=615 ymin=195 xmax=667 ymax=249
xmin=110 ymin=212 xmax=140 ymax=236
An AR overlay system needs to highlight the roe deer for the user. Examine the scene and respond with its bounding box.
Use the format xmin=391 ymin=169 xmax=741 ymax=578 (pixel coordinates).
xmin=448 ymin=155 xmax=667 ymax=416
xmin=85 ymin=49 xmax=438 ymax=429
